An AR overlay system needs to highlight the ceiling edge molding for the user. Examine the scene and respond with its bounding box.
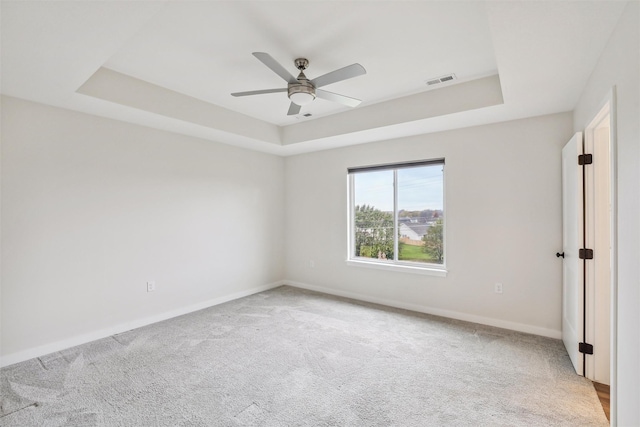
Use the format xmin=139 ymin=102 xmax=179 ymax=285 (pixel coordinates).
xmin=281 ymin=74 xmax=504 ymax=145
xmin=77 ymin=67 xmax=281 ymax=146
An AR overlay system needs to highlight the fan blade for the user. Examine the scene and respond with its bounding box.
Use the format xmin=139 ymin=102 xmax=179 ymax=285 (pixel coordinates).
xmin=253 ymin=52 xmax=297 ymax=84
xmin=316 ymin=89 xmax=361 ymax=107
xmin=287 ymin=102 xmax=301 ymax=116
xmin=310 ymin=63 xmax=366 ymax=88
xmin=231 ymin=88 xmax=287 ymax=97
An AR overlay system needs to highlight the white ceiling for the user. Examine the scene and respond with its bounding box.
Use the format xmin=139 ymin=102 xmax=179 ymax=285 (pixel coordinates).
xmin=0 ymin=1 xmax=626 ymax=156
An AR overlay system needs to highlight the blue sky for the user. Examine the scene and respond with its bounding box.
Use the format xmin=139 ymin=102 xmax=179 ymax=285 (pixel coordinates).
xmin=353 ymin=165 xmax=444 ymax=212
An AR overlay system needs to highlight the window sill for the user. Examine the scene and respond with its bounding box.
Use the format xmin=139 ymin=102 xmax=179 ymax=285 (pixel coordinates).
xmin=346 ymin=259 xmax=447 ymax=277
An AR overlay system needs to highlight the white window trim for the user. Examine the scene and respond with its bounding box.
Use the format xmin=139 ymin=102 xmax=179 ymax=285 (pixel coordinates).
xmin=346 ymin=159 xmax=446 ymax=275
xmin=346 ymin=258 xmax=447 ymax=277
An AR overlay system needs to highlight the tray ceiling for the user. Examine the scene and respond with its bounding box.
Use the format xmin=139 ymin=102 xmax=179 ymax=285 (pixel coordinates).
xmin=0 ymin=1 xmax=626 ymax=155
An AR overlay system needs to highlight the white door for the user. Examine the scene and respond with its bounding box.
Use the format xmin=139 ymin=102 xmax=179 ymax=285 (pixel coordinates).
xmin=562 ymin=132 xmax=583 ymax=375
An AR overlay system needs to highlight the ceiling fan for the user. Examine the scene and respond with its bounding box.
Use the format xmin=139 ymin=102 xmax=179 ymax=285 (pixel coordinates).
xmin=231 ymin=52 xmax=366 ymax=116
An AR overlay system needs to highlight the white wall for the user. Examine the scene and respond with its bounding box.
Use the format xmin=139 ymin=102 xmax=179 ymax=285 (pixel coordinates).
xmin=1 ymin=96 xmax=285 ymax=364
xmin=285 ymin=112 xmax=573 ymax=337
xmin=573 ymin=2 xmax=639 ymax=424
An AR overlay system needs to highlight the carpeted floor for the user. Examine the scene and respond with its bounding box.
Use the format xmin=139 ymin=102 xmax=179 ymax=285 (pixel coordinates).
xmin=0 ymin=286 xmax=608 ymax=426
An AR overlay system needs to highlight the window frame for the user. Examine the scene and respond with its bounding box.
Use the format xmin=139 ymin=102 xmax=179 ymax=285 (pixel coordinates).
xmin=347 ymin=159 xmax=447 ymax=276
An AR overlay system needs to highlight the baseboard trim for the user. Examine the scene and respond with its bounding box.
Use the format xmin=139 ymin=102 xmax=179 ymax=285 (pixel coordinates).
xmin=0 ymin=281 xmax=284 ymax=368
xmin=285 ymin=280 xmax=562 ymax=340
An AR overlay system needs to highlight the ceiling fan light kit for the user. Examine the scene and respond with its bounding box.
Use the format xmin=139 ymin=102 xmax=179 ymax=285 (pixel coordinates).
xmin=231 ymin=52 xmax=366 ymax=116
xmin=289 ymin=87 xmax=315 ymax=106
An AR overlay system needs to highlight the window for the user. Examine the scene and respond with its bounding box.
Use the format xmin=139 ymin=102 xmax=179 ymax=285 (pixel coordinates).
xmin=348 ymin=159 xmax=445 ymax=272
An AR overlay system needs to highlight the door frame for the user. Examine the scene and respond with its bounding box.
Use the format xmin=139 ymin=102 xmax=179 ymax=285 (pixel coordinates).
xmin=584 ymin=87 xmax=617 ymax=424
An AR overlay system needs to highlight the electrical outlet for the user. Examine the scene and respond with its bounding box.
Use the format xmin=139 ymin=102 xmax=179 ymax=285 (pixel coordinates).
xmin=147 ymin=281 xmax=156 ymax=292
xmin=494 ymin=283 xmax=503 ymax=294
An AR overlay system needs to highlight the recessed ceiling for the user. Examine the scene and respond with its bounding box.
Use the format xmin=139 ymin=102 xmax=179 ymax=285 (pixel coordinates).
xmin=0 ymin=1 xmax=626 ymax=155
xmin=101 ymin=1 xmax=498 ymax=126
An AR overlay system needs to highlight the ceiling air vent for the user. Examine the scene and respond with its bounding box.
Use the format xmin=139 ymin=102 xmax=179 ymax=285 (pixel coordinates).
xmin=425 ymin=73 xmax=457 ymax=86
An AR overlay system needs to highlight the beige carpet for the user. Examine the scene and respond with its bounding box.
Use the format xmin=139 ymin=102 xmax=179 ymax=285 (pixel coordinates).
xmin=0 ymin=286 xmax=608 ymax=426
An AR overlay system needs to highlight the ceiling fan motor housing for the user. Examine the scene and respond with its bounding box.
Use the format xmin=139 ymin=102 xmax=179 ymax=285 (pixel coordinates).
xmin=288 ymin=67 xmax=316 ymax=106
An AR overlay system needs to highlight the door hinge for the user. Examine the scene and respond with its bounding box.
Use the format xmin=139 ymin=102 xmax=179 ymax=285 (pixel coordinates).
xmin=579 ymin=342 xmax=594 ymax=355
xmin=578 ymin=154 xmax=593 ymax=165
xmin=579 ymin=248 xmax=594 ymax=259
